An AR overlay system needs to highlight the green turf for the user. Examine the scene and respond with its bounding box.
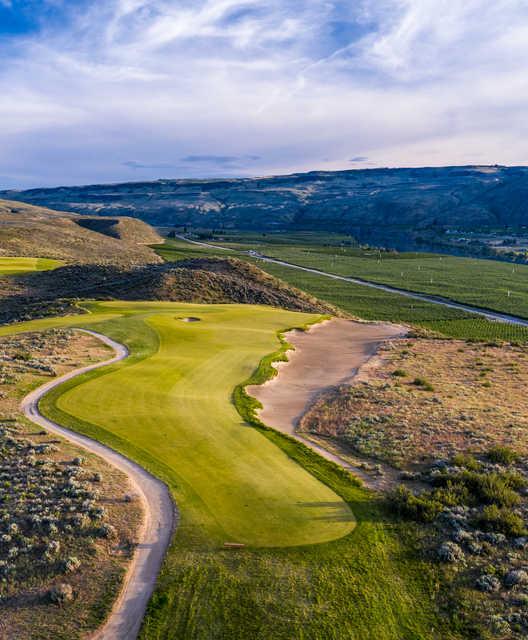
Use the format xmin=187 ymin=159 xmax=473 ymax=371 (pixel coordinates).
xmin=7 ymin=301 xmax=354 ymax=547
xmin=0 ymin=256 xmax=63 ymax=276
xmin=2 ymin=301 xmax=456 ymax=639
xmin=152 ymin=240 xmax=222 ymax=262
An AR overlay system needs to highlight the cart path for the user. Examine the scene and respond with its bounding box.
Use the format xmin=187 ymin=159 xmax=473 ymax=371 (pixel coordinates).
xmin=20 ymin=329 xmax=176 ymax=640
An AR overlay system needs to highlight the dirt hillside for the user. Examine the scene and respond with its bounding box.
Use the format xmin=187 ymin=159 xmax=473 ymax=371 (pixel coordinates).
xmin=0 ymin=257 xmax=340 ymax=323
xmin=0 ymin=200 xmax=162 ymax=266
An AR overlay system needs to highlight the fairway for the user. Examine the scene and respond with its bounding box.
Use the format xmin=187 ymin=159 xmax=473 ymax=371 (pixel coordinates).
xmin=3 ymin=301 xmax=456 ymax=638
xmin=6 ymin=301 xmax=354 ymax=547
xmin=0 ymin=256 xmax=63 ymax=276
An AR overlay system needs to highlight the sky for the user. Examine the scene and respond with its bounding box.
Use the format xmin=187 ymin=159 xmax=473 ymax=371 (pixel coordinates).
xmin=0 ymin=0 xmax=527 ymax=188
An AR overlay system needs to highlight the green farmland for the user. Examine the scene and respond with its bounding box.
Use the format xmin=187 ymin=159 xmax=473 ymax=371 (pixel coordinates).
xmin=235 ymin=242 xmax=528 ymax=320
xmin=155 ymin=239 xmax=528 ymax=343
xmin=0 ymin=256 xmax=63 ymax=276
xmin=1 ymin=301 xmax=453 ymax=639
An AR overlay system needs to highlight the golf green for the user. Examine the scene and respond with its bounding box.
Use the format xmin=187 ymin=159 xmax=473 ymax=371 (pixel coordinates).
xmin=4 ymin=301 xmax=354 ymax=547
xmin=0 ymin=256 xmax=63 ymax=276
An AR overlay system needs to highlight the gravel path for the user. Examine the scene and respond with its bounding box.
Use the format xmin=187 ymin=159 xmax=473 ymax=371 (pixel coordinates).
xmin=20 ymin=329 xmax=175 ymax=640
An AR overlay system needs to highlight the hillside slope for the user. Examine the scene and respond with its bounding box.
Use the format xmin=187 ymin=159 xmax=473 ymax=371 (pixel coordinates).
xmin=0 ymin=257 xmax=338 ymax=323
xmin=3 ymin=166 xmax=528 ymax=246
xmin=0 ymin=200 xmax=162 ymax=266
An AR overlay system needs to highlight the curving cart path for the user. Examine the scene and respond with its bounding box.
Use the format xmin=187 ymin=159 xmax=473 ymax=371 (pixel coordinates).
xmin=20 ymin=329 xmax=175 ymax=640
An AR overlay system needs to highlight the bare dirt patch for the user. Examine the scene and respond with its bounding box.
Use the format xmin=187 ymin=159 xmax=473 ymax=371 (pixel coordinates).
xmin=0 ymin=330 xmax=142 ymax=640
xmin=300 ymin=338 xmax=528 ymax=469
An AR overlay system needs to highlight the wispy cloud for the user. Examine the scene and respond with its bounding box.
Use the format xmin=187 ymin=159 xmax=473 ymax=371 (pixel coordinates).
xmin=0 ymin=1 xmax=527 ymax=188
xmin=181 ymin=155 xmax=261 ymax=165
xmin=123 ymin=160 xmax=175 ymax=169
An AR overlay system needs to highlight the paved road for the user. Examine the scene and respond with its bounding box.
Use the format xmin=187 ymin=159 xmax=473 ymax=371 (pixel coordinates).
xmin=173 ymin=235 xmax=528 ymax=327
xmin=21 ymin=329 xmax=176 ymax=640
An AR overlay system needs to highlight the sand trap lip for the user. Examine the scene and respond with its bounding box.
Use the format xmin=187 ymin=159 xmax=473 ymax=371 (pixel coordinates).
xmin=248 ymin=318 xmax=405 ymax=434
xmin=247 ymin=318 xmax=406 ymax=490
xmin=178 ymin=316 xmax=201 ymax=322
xmin=20 ymin=329 xmax=176 ymax=640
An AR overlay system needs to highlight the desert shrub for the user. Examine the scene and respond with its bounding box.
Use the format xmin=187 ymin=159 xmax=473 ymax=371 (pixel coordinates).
xmin=487 ymin=446 xmax=520 ymax=465
xmin=62 ymin=556 xmax=81 ymax=573
xmin=390 ymin=485 xmax=443 ymax=523
xmin=452 ymin=453 xmax=481 ymax=471
xmin=434 ymin=471 xmax=524 ymax=508
xmin=97 ymin=523 xmax=117 ymax=539
xmin=46 ymin=540 xmax=61 ymax=556
xmin=476 ymin=505 xmax=526 ymax=537
xmin=467 ymin=472 xmax=522 ymax=507
xmin=431 ymin=481 xmax=470 ymax=507
xmin=437 ymin=541 xmax=465 ymax=564
xmin=392 ymin=369 xmax=408 ymax=378
xmin=412 ymin=377 xmax=434 ymax=391
xmin=48 ymin=583 xmax=74 ymax=605
xmin=504 ymin=569 xmax=528 ymax=587
xmin=476 ymin=574 xmax=501 ymax=592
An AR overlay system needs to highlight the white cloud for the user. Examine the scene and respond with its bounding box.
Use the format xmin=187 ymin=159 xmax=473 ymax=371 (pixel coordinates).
xmin=0 ymin=0 xmax=528 ymax=187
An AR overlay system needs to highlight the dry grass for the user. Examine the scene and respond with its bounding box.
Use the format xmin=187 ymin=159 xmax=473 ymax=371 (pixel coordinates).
xmin=300 ymin=338 xmax=528 ymax=468
xmin=0 ymin=199 xmax=161 ymax=266
xmin=0 ymin=330 xmax=142 ymax=640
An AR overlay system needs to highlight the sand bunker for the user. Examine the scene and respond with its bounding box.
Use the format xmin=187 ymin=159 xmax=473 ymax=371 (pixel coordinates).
xmin=179 ymin=317 xmax=201 ymax=322
xmin=248 ymin=319 xmax=404 ymax=435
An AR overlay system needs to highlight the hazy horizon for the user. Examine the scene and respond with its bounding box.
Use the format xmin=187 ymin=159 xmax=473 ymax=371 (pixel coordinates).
xmin=1 ymin=162 xmax=523 ymax=193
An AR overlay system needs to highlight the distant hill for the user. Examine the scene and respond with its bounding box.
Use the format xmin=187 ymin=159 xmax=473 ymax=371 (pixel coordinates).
xmin=2 ymin=166 xmax=528 ymax=251
xmin=0 ymin=200 xmax=162 ymax=266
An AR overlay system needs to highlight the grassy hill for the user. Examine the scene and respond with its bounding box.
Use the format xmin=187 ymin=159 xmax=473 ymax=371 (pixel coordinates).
xmin=0 ymin=257 xmax=337 ymax=324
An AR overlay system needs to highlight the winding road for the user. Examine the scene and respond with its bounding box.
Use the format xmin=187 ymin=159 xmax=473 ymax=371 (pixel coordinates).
xmin=21 ymin=329 xmax=175 ymax=640
xmin=174 ymin=234 xmax=528 ymax=327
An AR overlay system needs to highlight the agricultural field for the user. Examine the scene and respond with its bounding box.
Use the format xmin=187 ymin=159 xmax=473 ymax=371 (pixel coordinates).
xmin=0 ymin=302 xmax=456 ymax=639
xmin=0 ymin=329 xmax=141 ymax=640
xmin=0 ymin=257 xmax=63 ymax=276
xmin=221 ymin=240 xmax=528 ymax=320
xmin=155 ymin=239 xmax=528 ymax=343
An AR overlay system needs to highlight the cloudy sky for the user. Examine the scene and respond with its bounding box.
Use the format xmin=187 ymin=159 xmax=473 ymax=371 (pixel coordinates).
xmin=1 ymin=0 xmax=527 ymax=188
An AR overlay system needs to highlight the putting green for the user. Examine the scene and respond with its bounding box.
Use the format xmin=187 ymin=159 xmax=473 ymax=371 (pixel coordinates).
xmin=4 ymin=301 xmax=354 ymax=547
xmin=0 ymin=256 xmax=63 ymax=276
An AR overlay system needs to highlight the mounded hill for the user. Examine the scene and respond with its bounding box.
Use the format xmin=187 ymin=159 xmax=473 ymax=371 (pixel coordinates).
xmin=0 ymin=257 xmax=339 ymax=323
xmin=0 ymin=199 xmax=162 ymax=266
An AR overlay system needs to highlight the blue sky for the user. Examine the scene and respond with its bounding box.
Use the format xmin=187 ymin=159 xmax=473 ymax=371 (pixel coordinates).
xmin=1 ymin=0 xmax=527 ymax=188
